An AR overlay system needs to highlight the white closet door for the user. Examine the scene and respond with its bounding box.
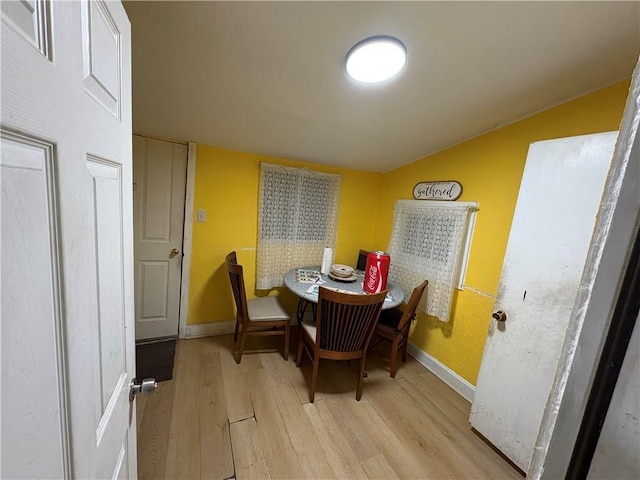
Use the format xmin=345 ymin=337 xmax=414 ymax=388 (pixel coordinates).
xmin=133 ymin=135 xmax=187 ymax=340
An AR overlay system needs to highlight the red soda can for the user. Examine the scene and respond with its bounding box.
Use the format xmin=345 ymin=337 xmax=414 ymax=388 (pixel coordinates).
xmin=363 ymin=251 xmax=390 ymax=294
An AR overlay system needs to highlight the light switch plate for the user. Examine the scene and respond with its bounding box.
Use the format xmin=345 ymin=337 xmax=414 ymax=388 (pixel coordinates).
xmin=197 ymin=209 xmax=207 ymax=222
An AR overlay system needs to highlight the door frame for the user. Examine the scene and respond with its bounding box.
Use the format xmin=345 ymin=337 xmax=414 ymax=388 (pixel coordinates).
xmin=132 ymin=134 xmax=196 ymax=340
xmin=178 ymin=141 xmax=197 ymax=339
xmin=529 ymin=60 xmax=640 ymax=478
xmin=567 ymin=227 xmax=639 ymax=477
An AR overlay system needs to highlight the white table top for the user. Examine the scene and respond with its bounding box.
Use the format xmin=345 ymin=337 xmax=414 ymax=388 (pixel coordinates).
xmin=283 ymin=266 xmax=405 ymax=309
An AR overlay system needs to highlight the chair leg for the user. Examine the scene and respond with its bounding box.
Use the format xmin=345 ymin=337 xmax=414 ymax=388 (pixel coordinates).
xmin=233 ymin=318 xmax=240 ymax=342
xmin=356 ymin=355 xmax=367 ymax=401
xmin=236 ymin=326 xmax=247 ymax=364
xmin=296 ymin=328 xmax=305 ymax=367
xmin=296 ymin=299 xmax=308 ymax=325
xmin=401 ymin=324 xmax=412 ymax=363
xmin=401 ymin=337 xmax=409 ymax=363
xmin=390 ymin=337 xmax=399 ymax=379
xmin=310 ymin=355 xmax=319 ymax=403
xmin=283 ymin=323 xmax=290 ymax=361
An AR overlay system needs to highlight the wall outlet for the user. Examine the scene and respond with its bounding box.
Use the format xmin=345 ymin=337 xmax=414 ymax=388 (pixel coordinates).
xmin=197 ymin=209 xmax=207 ymax=222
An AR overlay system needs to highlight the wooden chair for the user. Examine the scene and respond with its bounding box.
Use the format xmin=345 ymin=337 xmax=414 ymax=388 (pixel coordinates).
xmin=226 ymin=251 xmax=290 ymax=364
xmin=296 ymin=287 xmax=387 ymax=402
xmin=374 ymin=280 xmax=428 ymax=378
xmin=356 ymin=249 xmax=369 ymax=272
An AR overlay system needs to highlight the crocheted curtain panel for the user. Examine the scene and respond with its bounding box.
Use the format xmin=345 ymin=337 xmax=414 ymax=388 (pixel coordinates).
xmin=256 ymin=162 xmax=342 ymax=290
xmin=387 ymin=200 xmax=475 ymax=322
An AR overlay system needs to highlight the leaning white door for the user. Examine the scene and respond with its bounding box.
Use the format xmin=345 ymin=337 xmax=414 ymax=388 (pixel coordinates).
xmin=133 ymin=135 xmax=187 ymax=340
xmin=1 ymin=1 xmax=137 ymax=478
xmin=469 ymin=132 xmax=617 ymax=472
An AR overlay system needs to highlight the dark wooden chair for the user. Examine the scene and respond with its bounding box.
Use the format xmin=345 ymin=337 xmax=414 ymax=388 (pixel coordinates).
xmin=374 ymin=280 xmax=428 ymax=378
xmin=296 ymin=287 xmax=387 ymax=402
xmin=356 ymin=249 xmax=369 ymax=272
xmin=226 ymin=251 xmax=290 ymax=364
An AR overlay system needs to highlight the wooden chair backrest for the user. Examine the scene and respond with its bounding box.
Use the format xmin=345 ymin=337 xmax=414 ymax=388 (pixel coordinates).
xmin=316 ymin=287 xmax=387 ymax=353
xmin=396 ymin=280 xmax=429 ymax=332
xmin=356 ymin=249 xmax=369 ymax=271
xmin=226 ymin=251 xmax=248 ymax=325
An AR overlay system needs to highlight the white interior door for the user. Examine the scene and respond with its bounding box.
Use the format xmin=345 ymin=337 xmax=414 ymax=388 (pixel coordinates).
xmin=133 ymin=135 xmax=187 ymax=340
xmin=1 ymin=1 xmax=137 ymax=478
xmin=469 ymin=132 xmax=618 ymax=472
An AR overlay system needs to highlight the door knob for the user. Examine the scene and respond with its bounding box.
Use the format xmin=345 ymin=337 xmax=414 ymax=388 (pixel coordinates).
xmin=169 ymin=248 xmax=180 ymax=258
xmin=492 ymin=310 xmax=507 ymax=322
xmin=129 ymin=378 xmax=157 ymax=401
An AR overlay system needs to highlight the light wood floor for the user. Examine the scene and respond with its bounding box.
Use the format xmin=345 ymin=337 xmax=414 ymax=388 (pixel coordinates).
xmin=136 ymin=333 xmax=523 ymax=479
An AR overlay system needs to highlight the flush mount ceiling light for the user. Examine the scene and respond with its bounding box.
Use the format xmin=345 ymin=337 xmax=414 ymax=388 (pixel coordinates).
xmin=345 ymin=36 xmax=407 ymax=83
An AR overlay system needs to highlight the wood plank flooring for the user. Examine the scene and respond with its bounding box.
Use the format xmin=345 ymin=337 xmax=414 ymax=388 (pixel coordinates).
xmin=136 ymin=333 xmax=523 ymax=479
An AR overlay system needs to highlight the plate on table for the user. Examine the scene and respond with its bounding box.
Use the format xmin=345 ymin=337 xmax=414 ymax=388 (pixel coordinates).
xmin=328 ymin=272 xmax=358 ymax=283
xmin=330 ymin=264 xmax=355 ymax=277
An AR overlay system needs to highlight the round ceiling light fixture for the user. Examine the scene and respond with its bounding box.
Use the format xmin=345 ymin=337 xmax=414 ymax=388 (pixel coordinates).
xmin=345 ymin=35 xmax=407 ymax=83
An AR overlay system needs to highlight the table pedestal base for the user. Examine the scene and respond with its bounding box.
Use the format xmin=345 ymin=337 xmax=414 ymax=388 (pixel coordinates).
xmin=296 ymin=298 xmax=316 ymax=324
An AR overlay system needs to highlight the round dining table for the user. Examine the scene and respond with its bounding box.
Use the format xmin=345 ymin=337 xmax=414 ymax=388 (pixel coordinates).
xmin=283 ymin=266 xmax=405 ymax=323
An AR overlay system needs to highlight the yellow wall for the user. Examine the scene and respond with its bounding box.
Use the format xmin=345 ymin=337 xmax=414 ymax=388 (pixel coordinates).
xmin=188 ymin=147 xmax=383 ymax=325
xmin=373 ymin=80 xmax=630 ymax=384
xmin=187 ymin=80 xmax=629 ymax=386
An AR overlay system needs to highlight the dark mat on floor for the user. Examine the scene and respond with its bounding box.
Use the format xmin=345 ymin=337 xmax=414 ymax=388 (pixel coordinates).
xmin=136 ymin=339 xmax=177 ymax=383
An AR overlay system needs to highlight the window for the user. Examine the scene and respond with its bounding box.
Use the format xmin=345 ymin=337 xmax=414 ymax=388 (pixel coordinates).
xmin=256 ymin=163 xmax=342 ymax=289
xmin=387 ymin=200 xmax=478 ymax=321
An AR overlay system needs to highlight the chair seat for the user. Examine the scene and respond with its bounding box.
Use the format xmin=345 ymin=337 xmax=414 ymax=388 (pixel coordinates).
xmin=300 ymin=319 xmax=317 ymax=343
xmin=375 ymin=322 xmax=397 ymax=340
xmin=378 ymin=307 xmax=404 ymax=329
xmin=247 ymin=296 xmax=290 ymax=321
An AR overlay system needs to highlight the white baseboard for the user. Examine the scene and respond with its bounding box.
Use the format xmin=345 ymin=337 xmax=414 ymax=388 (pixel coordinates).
xmin=407 ymin=342 xmax=476 ymax=403
xmin=184 ymin=320 xmax=236 ymax=338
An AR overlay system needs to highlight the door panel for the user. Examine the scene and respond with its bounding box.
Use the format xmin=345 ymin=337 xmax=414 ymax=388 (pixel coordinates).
xmin=140 ymin=261 xmax=169 ymax=317
xmin=0 ymin=0 xmax=51 ymax=59
xmin=133 ymin=135 xmax=187 ymax=340
xmin=1 ymin=132 xmax=68 ymax=479
xmin=87 ymin=158 xmax=127 ymax=408
xmin=1 ymin=0 xmax=136 ymax=478
xmin=81 ymin=0 xmax=122 ymax=117
xmin=469 ymin=132 xmax=617 ymax=472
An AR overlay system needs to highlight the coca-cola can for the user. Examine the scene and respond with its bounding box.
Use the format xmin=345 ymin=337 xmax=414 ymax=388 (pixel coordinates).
xmin=363 ymin=251 xmax=390 ymax=294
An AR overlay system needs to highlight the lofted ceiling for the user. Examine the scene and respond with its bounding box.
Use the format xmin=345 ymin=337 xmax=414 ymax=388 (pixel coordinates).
xmin=123 ymin=1 xmax=640 ymax=173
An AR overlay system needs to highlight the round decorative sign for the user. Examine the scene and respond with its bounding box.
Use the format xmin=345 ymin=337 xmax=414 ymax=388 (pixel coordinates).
xmin=413 ymin=181 xmax=462 ymax=201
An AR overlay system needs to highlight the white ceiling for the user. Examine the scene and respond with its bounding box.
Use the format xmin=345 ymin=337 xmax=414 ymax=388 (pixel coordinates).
xmin=123 ymin=1 xmax=640 ymax=173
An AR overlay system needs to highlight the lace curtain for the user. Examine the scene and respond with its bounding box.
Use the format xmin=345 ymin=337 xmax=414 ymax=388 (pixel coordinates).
xmin=387 ymin=200 xmax=476 ymax=322
xmin=256 ymin=163 xmax=342 ymax=289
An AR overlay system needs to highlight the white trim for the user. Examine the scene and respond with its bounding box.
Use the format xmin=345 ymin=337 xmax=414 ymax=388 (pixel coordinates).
xmin=462 ymin=285 xmax=495 ymax=299
xmin=456 ymin=206 xmax=478 ymax=289
xmin=184 ymin=320 xmax=236 ymax=338
xmin=407 ymin=342 xmax=476 ymax=403
xmin=396 ymin=199 xmax=478 ymax=209
xmin=178 ymin=142 xmax=197 ymax=339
